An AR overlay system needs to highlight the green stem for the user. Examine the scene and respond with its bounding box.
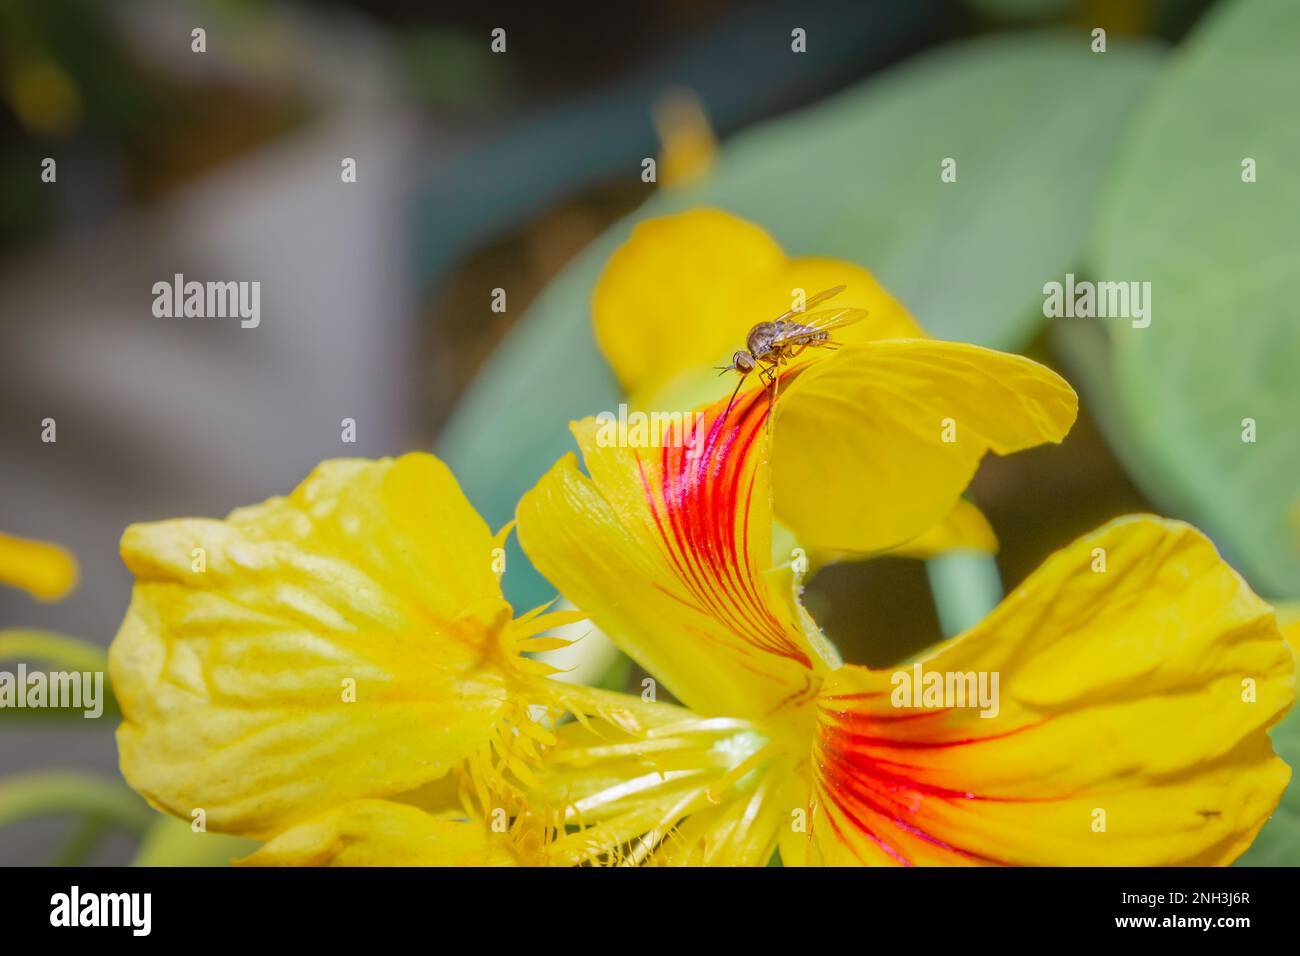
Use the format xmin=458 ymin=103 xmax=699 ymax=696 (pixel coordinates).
xmin=0 ymin=628 xmax=120 ymax=719
xmin=0 ymin=628 xmax=108 ymax=672
xmin=55 ymin=815 xmax=109 ymax=866
xmin=0 ymin=772 xmax=152 ymax=834
xmin=925 ymin=551 xmax=1004 ymax=638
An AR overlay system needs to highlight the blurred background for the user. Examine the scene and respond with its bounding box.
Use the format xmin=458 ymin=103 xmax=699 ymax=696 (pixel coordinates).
xmin=2 ymin=0 xmax=1296 ymax=865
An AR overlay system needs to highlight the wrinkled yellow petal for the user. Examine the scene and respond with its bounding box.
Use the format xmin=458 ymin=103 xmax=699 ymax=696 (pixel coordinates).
xmin=594 ymin=209 xmax=924 ymax=408
xmin=806 ymin=516 xmax=1293 ymax=866
xmin=111 ymin=454 xmax=536 ymax=838
xmin=773 ymin=340 xmax=1076 ymax=554
xmin=0 ymin=531 xmax=78 ymax=601
xmin=518 ymin=386 xmax=833 ymax=720
xmin=241 ymin=801 xmax=520 ymax=866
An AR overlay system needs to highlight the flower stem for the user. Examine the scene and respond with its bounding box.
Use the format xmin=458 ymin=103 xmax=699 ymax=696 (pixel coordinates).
xmin=926 ymin=551 xmax=1003 ymax=638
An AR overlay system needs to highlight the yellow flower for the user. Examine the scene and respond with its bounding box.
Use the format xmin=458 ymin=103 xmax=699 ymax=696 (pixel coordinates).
xmin=516 ymin=385 xmax=1295 ymax=865
xmin=591 ymin=208 xmax=1075 ymax=559
xmin=107 ymin=454 xmax=614 ymax=864
xmin=0 ymin=531 xmax=79 ymax=601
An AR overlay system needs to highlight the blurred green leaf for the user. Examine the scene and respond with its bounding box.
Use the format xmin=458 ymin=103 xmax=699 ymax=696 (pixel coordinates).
xmin=1237 ymin=710 xmax=1300 ymax=865
xmin=1239 ymin=603 xmax=1300 ymax=864
xmin=1093 ymin=0 xmax=1300 ymax=597
xmin=670 ymin=31 xmax=1163 ymax=349
xmin=441 ymin=32 xmax=1163 ymax=610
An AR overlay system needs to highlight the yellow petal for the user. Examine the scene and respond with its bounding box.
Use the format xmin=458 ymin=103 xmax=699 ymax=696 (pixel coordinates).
xmin=806 ymin=516 xmax=1293 ymax=866
xmin=773 ymin=340 xmax=1076 ymax=554
xmin=1276 ymin=603 xmax=1300 ymax=656
xmin=811 ymin=498 xmax=998 ymax=569
xmin=889 ymin=498 xmax=998 ymax=558
xmin=241 ymin=801 xmax=521 ymax=866
xmin=594 ymin=209 xmax=924 ymax=407
xmin=111 ymin=454 xmax=537 ymax=838
xmin=594 ymin=209 xmax=784 ymax=401
xmin=0 ymin=531 xmax=78 ymax=602
xmin=517 ymin=386 xmax=834 ymax=720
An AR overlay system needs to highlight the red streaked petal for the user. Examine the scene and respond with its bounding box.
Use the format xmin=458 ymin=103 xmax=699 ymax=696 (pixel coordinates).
xmin=518 ymin=373 xmax=833 ymax=720
xmin=802 ymin=517 xmax=1294 ymax=867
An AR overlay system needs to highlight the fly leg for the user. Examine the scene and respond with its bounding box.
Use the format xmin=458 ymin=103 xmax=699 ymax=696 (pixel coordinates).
xmin=721 ymin=372 xmax=748 ymax=427
xmin=761 ymin=359 xmax=785 ymax=434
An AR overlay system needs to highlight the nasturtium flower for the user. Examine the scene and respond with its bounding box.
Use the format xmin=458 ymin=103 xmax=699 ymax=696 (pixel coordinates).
xmin=516 ymin=384 xmax=1295 ymax=865
xmin=591 ymin=208 xmax=1074 ymax=559
xmin=0 ymin=530 xmax=78 ymax=601
xmin=107 ymin=454 xmax=640 ymax=863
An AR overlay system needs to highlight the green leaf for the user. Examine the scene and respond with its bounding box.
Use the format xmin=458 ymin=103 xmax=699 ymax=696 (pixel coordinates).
xmin=666 ymin=31 xmax=1164 ymax=350
xmin=1092 ymin=0 xmax=1300 ymax=596
xmin=1237 ymin=709 xmax=1300 ymax=865
xmin=440 ymin=32 xmax=1163 ymax=610
xmin=1239 ymin=603 xmax=1300 ymax=864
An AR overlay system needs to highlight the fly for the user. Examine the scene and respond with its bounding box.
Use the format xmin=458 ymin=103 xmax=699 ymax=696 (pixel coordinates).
xmin=717 ymin=285 xmax=867 ymax=427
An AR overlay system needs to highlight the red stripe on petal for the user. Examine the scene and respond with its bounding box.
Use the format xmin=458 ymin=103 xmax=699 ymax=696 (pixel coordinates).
xmin=814 ymin=698 xmax=1059 ymax=865
xmin=638 ymin=373 xmax=814 ymax=672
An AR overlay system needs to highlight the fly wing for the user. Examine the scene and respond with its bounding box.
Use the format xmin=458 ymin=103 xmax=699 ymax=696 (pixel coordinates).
xmin=770 ymin=285 xmax=846 ymax=324
xmin=770 ymin=307 xmax=869 ymax=346
xmin=798 ymin=306 xmax=869 ymax=332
